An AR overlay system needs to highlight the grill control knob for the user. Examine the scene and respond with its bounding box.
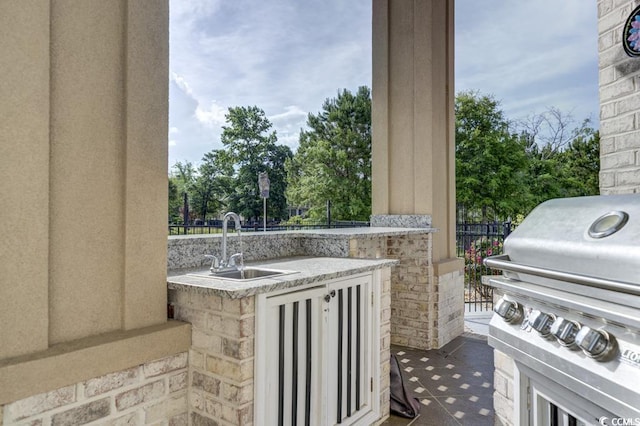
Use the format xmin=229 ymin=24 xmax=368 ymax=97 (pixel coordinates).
xmin=528 ymin=310 xmax=556 ymax=337
xmin=575 ymin=326 xmax=617 ymax=361
xmin=550 ymin=317 xmax=580 ymax=347
xmin=494 ymin=298 xmax=523 ymax=324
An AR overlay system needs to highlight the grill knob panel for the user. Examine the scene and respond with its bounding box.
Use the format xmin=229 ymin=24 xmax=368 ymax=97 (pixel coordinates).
xmin=494 ymin=298 xmax=523 ymax=324
xmin=550 ymin=317 xmax=581 ymax=347
xmin=528 ymin=310 xmax=556 ymax=337
xmin=575 ymin=326 xmax=617 ymax=360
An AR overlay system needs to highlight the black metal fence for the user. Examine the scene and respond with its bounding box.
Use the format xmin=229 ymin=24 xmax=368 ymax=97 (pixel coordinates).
xmin=456 ymin=219 xmax=511 ymax=313
xmin=169 ymin=220 xmax=370 ymax=235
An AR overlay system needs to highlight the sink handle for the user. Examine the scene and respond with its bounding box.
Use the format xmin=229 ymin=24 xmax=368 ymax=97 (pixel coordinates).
xmin=204 ymin=254 xmax=219 ymax=272
xmin=229 ymin=253 xmax=243 ymax=267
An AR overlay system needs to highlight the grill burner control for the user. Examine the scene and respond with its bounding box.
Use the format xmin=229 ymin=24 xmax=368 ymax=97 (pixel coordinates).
xmin=528 ymin=310 xmax=556 ymax=337
xmin=494 ymin=298 xmax=523 ymax=324
xmin=575 ymin=326 xmax=617 ymax=361
xmin=550 ymin=317 xmax=581 ymax=347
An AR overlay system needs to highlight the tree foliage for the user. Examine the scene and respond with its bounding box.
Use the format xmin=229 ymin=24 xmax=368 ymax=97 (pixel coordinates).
xmin=286 ymin=86 xmax=372 ymax=221
xmin=456 ymin=91 xmax=600 ymax=220
xmin=168 ymin=88 xmax=599 ymax=228
xmin=190 ymin=150 xmax=234 ymax=221
xmin=455 ymin=91 xmax=530 ymax=219
xmin=221 ymin=106 xmax=292 ymax=220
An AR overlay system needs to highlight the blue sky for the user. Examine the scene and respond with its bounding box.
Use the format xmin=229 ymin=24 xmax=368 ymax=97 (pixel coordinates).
xmin=169 ymin=0 xmax=599 ymax=168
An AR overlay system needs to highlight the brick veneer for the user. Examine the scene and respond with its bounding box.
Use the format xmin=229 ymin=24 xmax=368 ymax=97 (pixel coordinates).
xmin=349 ymin=233 xmax=463 ymax=351
xmin=169 ymin=290 xmax=256 ymax=425
xmin=1 ymin=353 xmax=188 ymax=425
xmin=598 ymin=0 xmax=640 ymax=194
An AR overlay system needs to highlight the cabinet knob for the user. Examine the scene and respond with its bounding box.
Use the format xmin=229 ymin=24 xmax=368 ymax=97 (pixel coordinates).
xmin=324 ymin=294 xmax=331 ymax=303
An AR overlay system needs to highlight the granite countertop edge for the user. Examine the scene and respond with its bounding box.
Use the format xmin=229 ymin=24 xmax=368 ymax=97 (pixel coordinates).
xmin=167 ymin=256 xmax=399 ymax=299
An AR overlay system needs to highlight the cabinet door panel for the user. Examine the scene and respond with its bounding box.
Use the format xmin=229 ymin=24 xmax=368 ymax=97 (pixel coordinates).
xmin=326 ymin=274 xmax=375 ymax=426
xmin=257 ymin=286 xmax=325 ymax=426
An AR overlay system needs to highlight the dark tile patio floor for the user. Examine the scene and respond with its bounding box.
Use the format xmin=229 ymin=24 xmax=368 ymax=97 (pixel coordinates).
xmin=382 ymin=332 xmax=495 ymax=426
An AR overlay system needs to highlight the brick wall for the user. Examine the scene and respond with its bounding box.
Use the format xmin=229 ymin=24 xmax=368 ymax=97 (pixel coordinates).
xmin=493 ymin=349 xmax=515 ymax=426
xmin=378 ymin=267 xmax=393 ymax=423
xmin=434 ymin=268 xmax=465 ymax=348
xmin=1 ymin=353 xmax=188 ymax=425
xmin=598 ymin=0 xmax=640 ymax=194
xmin=387 ymin=234 xmax=435 ymax=349
xmin=348 ymin=234 xmax=448 ymax=351
xmin=168 ymin=290 xmax=255 ymax=426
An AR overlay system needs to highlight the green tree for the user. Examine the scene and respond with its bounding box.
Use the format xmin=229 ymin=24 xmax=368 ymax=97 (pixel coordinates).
xmin=221 ymin=106 xmax=292 ymax=220
xmin=169 ymin=161 xmax=197 ymax=223
xmin=520 ymin=117 xmax=599 ymax=209
xmin=558 ymin=121 xmax=600 ymax=197
xmin=455 ymin=91 xmax=530 ymax=220
xmin=190 ymin=150 xmax=234 ymax=221
xmin=286 ymin=86 xmax=372 ymax=221
xmin=168 ymin=178 xmax=181 ymax=223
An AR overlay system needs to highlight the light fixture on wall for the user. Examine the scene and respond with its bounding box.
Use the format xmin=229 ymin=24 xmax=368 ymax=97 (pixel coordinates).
xmin=622 ymin=4 xmax=640 ymax=57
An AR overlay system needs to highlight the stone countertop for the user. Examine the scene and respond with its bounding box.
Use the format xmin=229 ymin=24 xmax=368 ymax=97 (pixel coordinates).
xmin=167 ymin=256 xmax=399 ymax=299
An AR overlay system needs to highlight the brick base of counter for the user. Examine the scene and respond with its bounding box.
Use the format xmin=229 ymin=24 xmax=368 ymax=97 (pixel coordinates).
xmin=1 ymin=353 xmax=188 ymax=425
xmin=169 ymin=290 xmax=256 ymax=426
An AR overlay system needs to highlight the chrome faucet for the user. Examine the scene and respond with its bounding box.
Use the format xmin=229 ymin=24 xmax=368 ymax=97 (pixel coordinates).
xmin=222 ymin=211 xmax=241 ymax=266
xmin=205 ymin=211 xmax=243 ymax=273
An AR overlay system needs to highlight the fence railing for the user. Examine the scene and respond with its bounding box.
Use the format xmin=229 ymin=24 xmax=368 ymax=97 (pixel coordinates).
xmin=456 ymin=220 xmax=511 ymax=313
xmin=169 ymin=220 xmax=370 ymax=236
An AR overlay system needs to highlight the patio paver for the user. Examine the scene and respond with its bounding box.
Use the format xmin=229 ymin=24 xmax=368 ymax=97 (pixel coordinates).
xmin=382 ymin=332 xmax=494 ymax=426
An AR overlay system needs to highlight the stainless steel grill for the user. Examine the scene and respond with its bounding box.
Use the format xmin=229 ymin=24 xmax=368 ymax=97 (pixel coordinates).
xmin=484 ymin=195 xmax=640 ymax=425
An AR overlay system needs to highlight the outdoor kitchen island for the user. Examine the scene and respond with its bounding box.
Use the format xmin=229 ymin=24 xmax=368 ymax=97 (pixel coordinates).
xmin=167 ymin=256 xmax=397 ymax=425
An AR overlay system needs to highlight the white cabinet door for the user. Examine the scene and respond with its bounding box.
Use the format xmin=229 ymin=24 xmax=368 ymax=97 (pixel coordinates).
xmin=324 ymin=274 xmax=379 ymax=426
xmin=255 ymin=273 xmax=380 ymax=426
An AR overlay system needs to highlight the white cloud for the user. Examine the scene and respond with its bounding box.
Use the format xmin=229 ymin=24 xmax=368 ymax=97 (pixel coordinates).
xmin=269 ymin=106 xmax=307 ymax=122
xmin=195 ymin=101 xmax=226 ymax=128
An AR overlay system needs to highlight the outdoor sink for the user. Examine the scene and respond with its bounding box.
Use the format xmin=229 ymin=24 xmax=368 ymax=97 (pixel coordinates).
xmin=188 ymin=267 xmax=297 ymax=282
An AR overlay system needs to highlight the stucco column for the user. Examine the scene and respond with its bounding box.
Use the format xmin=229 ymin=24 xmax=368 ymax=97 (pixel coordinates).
xmin=371 ymin=0 xmax=464 ymax=348
xmin=0 ymin=0 xmax=190 ymax=405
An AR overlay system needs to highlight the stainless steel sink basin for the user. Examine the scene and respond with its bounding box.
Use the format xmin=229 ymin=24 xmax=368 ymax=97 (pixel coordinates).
xmin=188 ymin=267 xmax=296 ymax=282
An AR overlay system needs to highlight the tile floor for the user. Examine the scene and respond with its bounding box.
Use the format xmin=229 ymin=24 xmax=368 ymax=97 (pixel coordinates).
xmin=382 ymin=318 xmax=495 ymax=426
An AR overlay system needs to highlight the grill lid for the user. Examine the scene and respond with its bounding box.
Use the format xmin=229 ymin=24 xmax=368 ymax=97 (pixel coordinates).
xmin=499 ymin=194 xmax=640 ymax=287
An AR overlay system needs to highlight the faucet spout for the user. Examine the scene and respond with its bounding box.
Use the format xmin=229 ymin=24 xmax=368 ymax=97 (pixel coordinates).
xmin=222 ymin=211 xmax=242 ymax=268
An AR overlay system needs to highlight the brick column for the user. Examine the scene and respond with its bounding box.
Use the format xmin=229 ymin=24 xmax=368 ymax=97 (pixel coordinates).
xmin=598 ymin=0 xmax=640 ymax=193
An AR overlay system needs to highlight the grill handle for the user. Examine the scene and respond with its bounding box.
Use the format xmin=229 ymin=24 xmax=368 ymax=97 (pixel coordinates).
xmin=484 ymin=254 xmax=640 ymax=296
